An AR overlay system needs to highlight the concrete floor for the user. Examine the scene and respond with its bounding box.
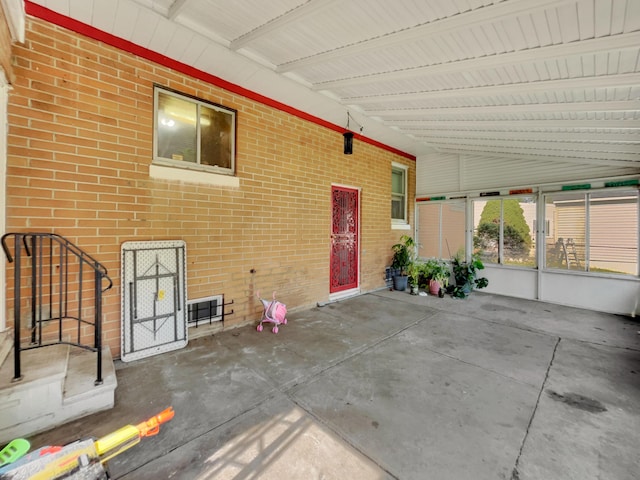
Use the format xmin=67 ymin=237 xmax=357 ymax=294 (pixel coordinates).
xmin=30 ymin=290 xmax=640 ymax=479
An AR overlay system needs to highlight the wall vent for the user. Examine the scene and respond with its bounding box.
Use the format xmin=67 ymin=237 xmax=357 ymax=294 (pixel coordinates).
xmin=187 ymin=295 xmax=223 ymax=327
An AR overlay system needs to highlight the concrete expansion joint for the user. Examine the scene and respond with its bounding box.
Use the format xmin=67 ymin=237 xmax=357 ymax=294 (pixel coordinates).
xmin=279 ymin=314 xmax=434 ymax=395
xmin=575 ymin=337 xmax=640 ymax=353
xmin=510 ymin=336 xmax=561 ymax=480
xmin=293 ymin=398 xmax=400 ymax=480
xmin=249 ymin=315 xmax=435 ymax=479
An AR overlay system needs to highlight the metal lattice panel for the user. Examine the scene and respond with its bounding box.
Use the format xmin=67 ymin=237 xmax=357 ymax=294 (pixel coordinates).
xmin=121 ymin=240 xmax=188 ymax=362
xmin=330 ymin=186 xmax=359 ymax=293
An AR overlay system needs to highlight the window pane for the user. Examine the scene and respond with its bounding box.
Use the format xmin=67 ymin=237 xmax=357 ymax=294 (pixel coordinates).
xmin=391 ymin=195 xmax=405 ymax=220
xmin=200 ymin=106 xmax=233 ymax=169
xmin=417 ymin=203 xmax=440 ymax=257
xmin=157 ymin=92 xmax=197 ymax=163
xmin=503 ymin=197 xmax=535 ymax=267
xmin=589 ymin=190 xmax=638 ymax=275
xmin=545 ymin=193 xmax=586 ymax=271
xmin=391 ymin=169 xmax=405 ymax=194
xmin=417 ymin=201 xmax=466 ymax=259
xmin=442 ymin=202 xmax=466 ymax=259
xmin=473 ymin=198 xmax=535 ymax=267
xmin=473 ymin=199 xmax=499 ymax=264
xmin=391 ymin=167 xmax=406 ymax=221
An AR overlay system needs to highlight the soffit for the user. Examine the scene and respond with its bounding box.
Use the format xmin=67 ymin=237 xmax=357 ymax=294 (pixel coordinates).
xmin=28 ymin=0 xmax=640 ymax=166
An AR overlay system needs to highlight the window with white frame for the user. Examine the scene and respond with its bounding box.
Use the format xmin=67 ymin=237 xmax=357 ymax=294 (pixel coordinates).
xmin=544 ymin=189 xmax=638 ymax=275
xmin=473 ymin=196 xmax=536 ymax=267
xmin=154 ymin=86 xmax=236 ymax=175
xmin=392 ymin=163 xmax=408 ymax=225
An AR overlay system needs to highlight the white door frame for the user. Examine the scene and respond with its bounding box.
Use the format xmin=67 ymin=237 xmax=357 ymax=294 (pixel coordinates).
xmin=0 ymin=78 xmax=7 ymax=331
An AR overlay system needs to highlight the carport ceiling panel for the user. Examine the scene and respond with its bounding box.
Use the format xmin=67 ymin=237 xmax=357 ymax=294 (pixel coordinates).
xmin=176 ymin=0 xmax=297 ymax=45
xmin=121 ymin=240 xmax=188 ymax=363
xmin=226 ymin=0 xmax=457 ymax=67
xmin=278 ymin=0 xmax=592 ymax=86
xmin=29 ymin=0 xmax=640 ymax=163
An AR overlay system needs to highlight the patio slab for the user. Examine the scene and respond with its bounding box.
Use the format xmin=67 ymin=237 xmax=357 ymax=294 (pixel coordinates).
xmin=289 ymin=331 xmax=541 ymax=479
xmin=515 ymin=339 xmax=640 ymax=480
xmin=23 ymin=290 xmax=640 ymax=480
xmin=118 ymin=401 xmax=392 ymax=480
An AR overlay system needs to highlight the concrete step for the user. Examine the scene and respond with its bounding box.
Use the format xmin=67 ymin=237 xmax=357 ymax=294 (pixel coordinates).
xmin=0 ymin=343 xmax=117 ymax=444
xmin=62 ymin=346 xmax=117 ymax=415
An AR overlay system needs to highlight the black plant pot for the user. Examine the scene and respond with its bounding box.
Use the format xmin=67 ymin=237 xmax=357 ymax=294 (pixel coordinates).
xmin=393 ymin=275 xmax=408 ymax=291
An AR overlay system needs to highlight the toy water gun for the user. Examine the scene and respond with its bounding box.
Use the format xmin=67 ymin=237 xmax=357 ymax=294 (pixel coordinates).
xmin=0 ymin=407 xmax=174 ymax=480
xmin=94 ymin=406 xmax=175 ymax=462
xmin=0 ymin=439 xmax=30 ymax=468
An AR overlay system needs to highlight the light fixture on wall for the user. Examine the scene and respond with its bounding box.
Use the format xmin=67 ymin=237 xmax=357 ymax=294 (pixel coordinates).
xmin=343 ymin=112 xmax=363 ymax=155
xmin=343 ymin=132 xmax=354 ymax=155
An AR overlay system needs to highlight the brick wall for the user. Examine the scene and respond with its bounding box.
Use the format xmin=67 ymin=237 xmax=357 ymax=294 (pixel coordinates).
xmin=6 ymin=17 xmax=415 ymax=358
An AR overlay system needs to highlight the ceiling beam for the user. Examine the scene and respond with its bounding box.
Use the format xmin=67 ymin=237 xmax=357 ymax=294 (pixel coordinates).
xmin=312 ymin=31 xmax=640 ymax=91
xmin=366 ymin=100 xmax=640 ymax=117
xmin=173 ymin=15 xmax=231 ymax=46
xmin=431 ymin=142 xmax=640 ymax=162
xmin=421 ymin=138 xmax=640 ymax=154
xmin=277 ymin=0 xmax=576 ymax=73
xmin=384 ymin=120 xmax=640 ymax=130
xmin=439 ymin=149 xmax=640 ymax=168
xmin=409 ymin=130 xmax=640 ymax=142
xmin=168 ymin=0 xmax=191 ymax=20
xmin=230 ymin=0 xmax=342 ymax=51
xmin=341 ymin=74 xmax=640 ymax=105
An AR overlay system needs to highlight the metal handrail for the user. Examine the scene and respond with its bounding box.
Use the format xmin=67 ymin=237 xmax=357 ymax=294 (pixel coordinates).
xmin=1 ymin=232 xmax=113 ymax=385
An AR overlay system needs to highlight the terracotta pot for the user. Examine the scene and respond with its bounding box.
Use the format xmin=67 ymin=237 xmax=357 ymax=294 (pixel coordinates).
xmin=429 ymin=279 xmax=441 ymax=295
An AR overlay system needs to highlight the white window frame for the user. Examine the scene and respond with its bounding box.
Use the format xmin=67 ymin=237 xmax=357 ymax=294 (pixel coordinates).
xmin=472 ymin=195 xmax=537 ymax=268
xmin=415 ymin=199 xmax=467 ymax=259
xmin=392 ymin=162 xmax=409 ymax=229
xmin=153 ymin=85 xmax=236 ymax=177
xmin=542 ymin=187 xmax=639 ymax=276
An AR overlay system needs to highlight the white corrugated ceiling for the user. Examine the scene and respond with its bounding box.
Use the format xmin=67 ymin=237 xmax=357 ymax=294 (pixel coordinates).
xmin=29 ymin=0 xmax=640 ymax=167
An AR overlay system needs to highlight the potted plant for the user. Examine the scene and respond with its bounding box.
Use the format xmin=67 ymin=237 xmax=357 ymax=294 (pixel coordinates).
xmin=391 ymin=234 xmax=416 ymax=291
xmin=424 ymin=258 xmax=450 ymax=297
xmin=448 ymin=253 xmax=489 ymax=298
xmin=407 ymin=260 xmax=423 ymax=295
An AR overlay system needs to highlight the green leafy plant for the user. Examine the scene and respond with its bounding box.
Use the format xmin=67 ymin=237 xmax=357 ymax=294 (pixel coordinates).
xmin=407 ymin=260 xmax=423 ymax=288
xmin=423 ymin=258 xmax=450 ymax=287
xmin=391 ymin=234 xmax=416 ymax=276
xmin=448 ymin=253 xmax=488 ymax=298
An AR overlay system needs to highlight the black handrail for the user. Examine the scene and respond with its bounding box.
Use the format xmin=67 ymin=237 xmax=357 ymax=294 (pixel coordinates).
xmin=2 ymin=233 xmax=113 ymax=385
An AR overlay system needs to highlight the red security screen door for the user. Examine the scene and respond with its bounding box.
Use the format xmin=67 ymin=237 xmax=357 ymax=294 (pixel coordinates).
xmin=330 ymin=186 xmax=359 ymax=293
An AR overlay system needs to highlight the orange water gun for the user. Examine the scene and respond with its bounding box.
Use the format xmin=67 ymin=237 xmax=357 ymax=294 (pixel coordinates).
xmin=94 ymin=407 xmax=175 ymax=462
